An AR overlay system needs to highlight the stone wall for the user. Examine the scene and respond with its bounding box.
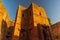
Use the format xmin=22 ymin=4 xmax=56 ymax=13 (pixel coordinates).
xmin=51 ymin=22 xmax=60 ymax=40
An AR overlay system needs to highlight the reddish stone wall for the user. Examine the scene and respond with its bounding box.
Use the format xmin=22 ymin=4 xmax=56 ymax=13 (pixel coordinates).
xmin=51 ymin=22 xmax=60 ymax=40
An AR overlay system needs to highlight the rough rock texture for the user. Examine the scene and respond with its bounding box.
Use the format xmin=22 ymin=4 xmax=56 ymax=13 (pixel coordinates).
xmin=51 ymin=22 xmax=60 ymax=40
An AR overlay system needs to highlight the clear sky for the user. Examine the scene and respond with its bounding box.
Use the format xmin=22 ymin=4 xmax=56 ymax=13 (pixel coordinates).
xmin=2 ymin=0 xmax=60 ymax=24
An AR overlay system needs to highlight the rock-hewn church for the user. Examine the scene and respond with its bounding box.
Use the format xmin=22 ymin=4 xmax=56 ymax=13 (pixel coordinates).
xmin=0 ymin=1 xmax=52 ymax=40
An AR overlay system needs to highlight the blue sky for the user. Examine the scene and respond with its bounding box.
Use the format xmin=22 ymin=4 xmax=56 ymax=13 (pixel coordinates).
xmin=2 ymin=0 xmax=60 ymax=24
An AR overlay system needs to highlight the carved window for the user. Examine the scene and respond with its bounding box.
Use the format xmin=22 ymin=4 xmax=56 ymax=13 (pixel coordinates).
xmin=22 ymin=14 xmax=24 ymax=17
xmin=39 ymin=12 xmax=41 ymax=16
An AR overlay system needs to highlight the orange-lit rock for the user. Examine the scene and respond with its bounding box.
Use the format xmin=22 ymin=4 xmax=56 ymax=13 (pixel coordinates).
xmin=0 ymin=1 xmax=52 ymax=40
xmin=0 ymin=1 xmax=14 ymax=40
xmin=12 ymin=2 xmax=52 ymax=40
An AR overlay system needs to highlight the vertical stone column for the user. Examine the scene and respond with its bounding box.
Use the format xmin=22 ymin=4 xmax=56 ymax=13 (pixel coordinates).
xmin=19 ymin=29 xmax=28 ymax=40
xmin=0 ymin=15 xmax=2 ymax=40
xmin=37 ymin=24 xmax=45 ymax=40
xmin=43 ymin=26 xmax=52 ymax=40
xmin=30 ymin=27 xmax=39 ymax=40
